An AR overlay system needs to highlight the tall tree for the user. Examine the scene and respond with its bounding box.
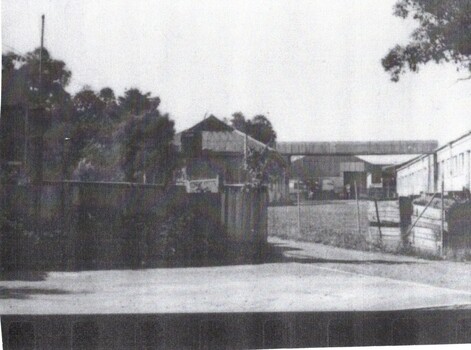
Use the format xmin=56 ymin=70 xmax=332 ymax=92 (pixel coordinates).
xmin=230 ymin=112 xmax=247 ymax=133
xmin=383 ymin=0 xmax=471 ymax=81
xmin=118 ymin=88 xmax=158 ymax=115
xmin=98 ymin=87 xmax=120 ymax=121
xmin=70 ymin=88 xmax=107 ymax=162
xmin=2 ymin=48 xmax=73 ymax=181
xmin=247 ymin=115 xmax=277 ymax=146
xmin=73 ymin=87 xmax=106 ymax=121
xmin=230 ymin=113 xmax=277 ymax=146
xmin=69 ymin=87 xmax=124 ymax=181
xmin=2 ymin=52 xmax=23 ymax=72
xmin=99 ymin=87 xmax=116 ymax=104
xmin=2 ymin=47 xmax=72 ymax=109
xmin=122 ymin=109 xmax=178 ymax=185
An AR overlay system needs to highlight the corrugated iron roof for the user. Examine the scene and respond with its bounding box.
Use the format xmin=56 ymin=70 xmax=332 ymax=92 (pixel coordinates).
xmin=173 ymin=116 xmax=287 ymax=166
xmin=201 ymin=131 xmax=272 ymax=153
xmin=187 ymin=115 xmax=234 ymax=132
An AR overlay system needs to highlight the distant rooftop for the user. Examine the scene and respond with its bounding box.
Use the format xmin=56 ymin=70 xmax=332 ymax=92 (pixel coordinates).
xmin=276 ymin=140 xmax=438 ymax=156
xmin=356 ymin=154 xmax=421 ymax=166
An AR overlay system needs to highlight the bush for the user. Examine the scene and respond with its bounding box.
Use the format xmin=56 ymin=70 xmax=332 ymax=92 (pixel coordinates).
xmin=120 ymin=199 xmax=227 ymax=268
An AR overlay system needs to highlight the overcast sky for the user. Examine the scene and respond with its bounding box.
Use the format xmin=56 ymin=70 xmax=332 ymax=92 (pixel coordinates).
xmin=2 ymin=0 xmax=471 ymax=146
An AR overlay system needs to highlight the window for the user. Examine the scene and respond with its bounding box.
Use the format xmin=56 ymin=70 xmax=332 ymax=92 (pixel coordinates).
xmin=460 ymin=153 xmax=465 ymax=173
xmin=372 ymin=172 xmax=382 ymax=184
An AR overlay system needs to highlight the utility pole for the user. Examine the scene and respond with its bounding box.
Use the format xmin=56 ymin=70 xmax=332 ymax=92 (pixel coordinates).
xmin=33 ymin=14 xmax=46 ymax=234
xmin=39 ymin=14 xmax=45 ymax=101
xmin=440 ymin=181 xmax=445 ymax=256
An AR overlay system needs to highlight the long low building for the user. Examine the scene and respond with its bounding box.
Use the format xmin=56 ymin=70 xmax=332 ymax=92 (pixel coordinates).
xmin=397 ymin=131 xmax=471 ymax=196
xmin=290 ymin=154 xmax=415 ymax=199
xmin=396 ymin=154 xmax=435 ymax=197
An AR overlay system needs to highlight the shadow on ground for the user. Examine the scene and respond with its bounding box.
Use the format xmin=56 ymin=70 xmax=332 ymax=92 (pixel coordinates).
xmin=0 ymin=270 xmax=48 ymax=281
xmin=0 ymin=243 xmax=423 ymax=274
xmin=0 ymin=287 xmax=72 ymax=300
xmin=256 ymin=243 xmax=424 ymax=266
xmin=213 ymin=242 xmax=425 ymax=267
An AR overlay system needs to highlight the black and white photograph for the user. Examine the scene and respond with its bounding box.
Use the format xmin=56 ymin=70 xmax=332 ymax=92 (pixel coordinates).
xmin=1 ymin=0 xmax=471 ymax=348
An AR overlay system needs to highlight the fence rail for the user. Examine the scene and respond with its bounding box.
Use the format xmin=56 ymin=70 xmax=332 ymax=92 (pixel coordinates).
xmin=368 ymin=195 xmax=471 ymax=258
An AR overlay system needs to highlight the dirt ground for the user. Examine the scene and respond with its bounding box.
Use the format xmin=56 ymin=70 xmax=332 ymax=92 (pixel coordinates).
xmin=267 ymin=201 xmax=471 ymax=292
xmin=269 ymin=237 xmax=471 ymax=293
xmin=1 ymin=200 xmax=470 ymax=315
xmin=1 ymin=237 xmax=471 ymax=315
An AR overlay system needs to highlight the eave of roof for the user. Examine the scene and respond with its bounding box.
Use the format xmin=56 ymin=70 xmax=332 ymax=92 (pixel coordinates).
xmin=176 ymin=115 xmax=287 ymax=167
xmin=397 ymin=130 xmax=471 ymax=172
xmin=434 ymin=130 xmax=471 ymax=153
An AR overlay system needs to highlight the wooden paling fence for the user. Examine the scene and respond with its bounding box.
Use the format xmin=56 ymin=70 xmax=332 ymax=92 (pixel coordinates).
xmin=221 ymin=185 xmax=268 ymax=262
xmin=368 ymin=196 xmax=450 ymax=256
xmin=408 ymin=198 xmax=471 ymax=257
xmin=0 ymin=181 xmax=269 ymax=270
xmin=368 ymin=200 xmax=402 ymax=251
xmin=408 ymin=204 xmax=446 ymax=255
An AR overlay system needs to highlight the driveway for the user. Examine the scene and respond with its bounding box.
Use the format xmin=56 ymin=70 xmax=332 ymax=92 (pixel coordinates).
xmin=1 ymin=237 xmax=470 ymax=315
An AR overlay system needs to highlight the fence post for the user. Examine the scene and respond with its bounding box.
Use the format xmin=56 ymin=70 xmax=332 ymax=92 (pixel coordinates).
xmin=297 ymin=179 xmax=301 ymax=236
xmin=404 ymin=192 xmax=438 ymax=239
xmin=374 ymin=198 xmax=382 ymax=241
xmin=355 ymin=181 xmax=361 ymax=236
xmin=440 ymin=181 xmax=444 ymax=256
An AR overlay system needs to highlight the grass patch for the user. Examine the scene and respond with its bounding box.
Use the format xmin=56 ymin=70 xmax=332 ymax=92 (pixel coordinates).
xmin=268 ymin=201 xmax=374 ymax=251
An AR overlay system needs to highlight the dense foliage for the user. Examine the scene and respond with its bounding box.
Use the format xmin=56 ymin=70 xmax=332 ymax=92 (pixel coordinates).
xmin=2 ymin=47 xmax=178 ymax=184
xmin=229 ymin=112 xmax=277 ymax=146
xmin=122 ymin=110 xmax=178 ymax=184
xmin=245 ymin=146 xmax=286 ymax=188
xmin=2 ymin=47 xmax=279 ymax=185
xmin=383 ymin=0 xmax=471 ymax=81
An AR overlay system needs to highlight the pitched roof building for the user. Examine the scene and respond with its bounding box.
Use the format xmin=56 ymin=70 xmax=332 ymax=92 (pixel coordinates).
xmin=173 ymin=115 xmax=289 ymax=203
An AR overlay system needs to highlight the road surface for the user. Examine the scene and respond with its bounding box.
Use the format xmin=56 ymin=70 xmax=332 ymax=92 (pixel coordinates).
xmin=1 ymin=237 xmax=471 ymax=314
